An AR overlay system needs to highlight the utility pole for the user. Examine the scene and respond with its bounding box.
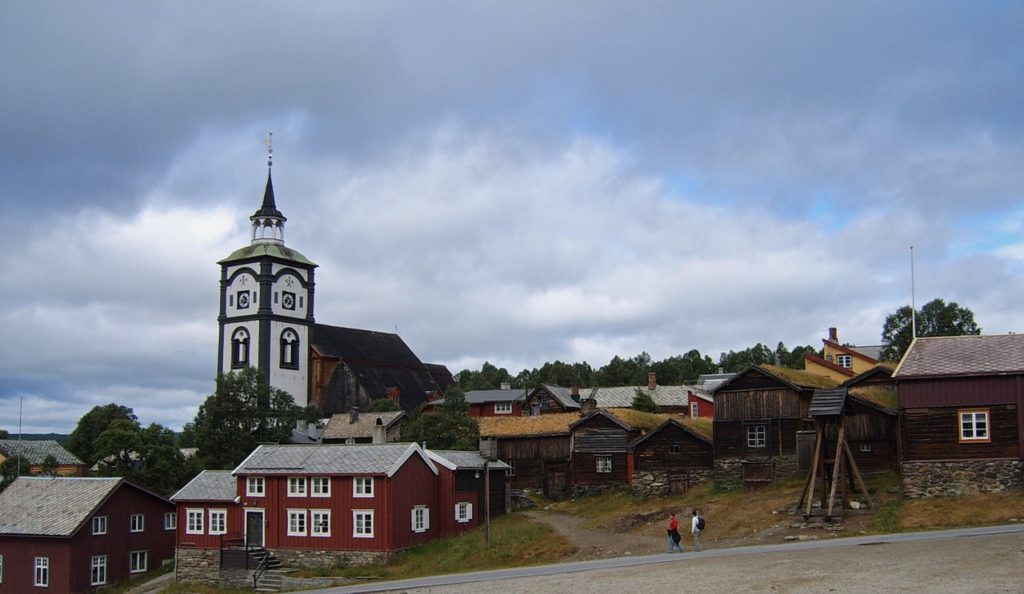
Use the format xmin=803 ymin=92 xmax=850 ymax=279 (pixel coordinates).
xmin=484 ymin=459 xmax=490 ymax=545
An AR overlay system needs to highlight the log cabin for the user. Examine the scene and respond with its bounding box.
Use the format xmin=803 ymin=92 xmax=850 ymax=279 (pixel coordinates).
xmin=893 ymin=334 xmax=1024 ymax=498
xmin=569 ymin=408 xmax=670 ymax=495
xmin=712 ymin=364 xmax=839 ymax=488
xmin=630 ymin=417 xmax=713 ymax=496
xmin=478 ymin=413 xmax=576 ymax=497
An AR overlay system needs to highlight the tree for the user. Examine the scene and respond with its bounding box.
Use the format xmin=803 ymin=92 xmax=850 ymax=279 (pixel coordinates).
xmin=718 ymin=343 xmax=775 ymax=373
xmin=402 ymin=387 xmax=479 ymax=450
xmin=192 ymin=367 xmax=302 ymax=469
xmin=632 ymin=388 xmax=659 ymax=413
xmin=368 ymin=398 xmax=401 ymax=412
xmin=880 ymin=298 xmax=981 ymax=361
xmin=0 ymin=429 xmax=8 ymax=439
xmin=91 ymin=418 xmax=200 ymax=495
xmin=0 ymin=455 xmax=31 ymax=493
xmin=68 ymin=403 xmax=137 ymax=466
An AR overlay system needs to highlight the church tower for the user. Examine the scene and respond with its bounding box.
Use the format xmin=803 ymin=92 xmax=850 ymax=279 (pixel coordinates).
xmin=217 ymin=146 xmax=317 ymax=406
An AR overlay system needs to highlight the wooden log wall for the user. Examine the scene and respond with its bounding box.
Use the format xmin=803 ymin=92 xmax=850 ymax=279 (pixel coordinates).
xmin=633 ymin=425 xmax=713 ymax=473
xmin=714 ymin=389 xmax=802 ymax=421
xmin=901 ymin=404 xmax=1020 ymax=461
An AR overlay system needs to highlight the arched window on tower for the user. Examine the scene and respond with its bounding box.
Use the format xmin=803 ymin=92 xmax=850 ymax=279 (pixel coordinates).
xmin=231 ymin=328 xmax=250 ymax=369
xmin=280 ymin=329 xmax=300 ymax=370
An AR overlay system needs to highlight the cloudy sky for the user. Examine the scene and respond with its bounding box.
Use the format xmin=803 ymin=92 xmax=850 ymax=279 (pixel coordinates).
xmin=2 ymin=2 xmax=1023 ymax=434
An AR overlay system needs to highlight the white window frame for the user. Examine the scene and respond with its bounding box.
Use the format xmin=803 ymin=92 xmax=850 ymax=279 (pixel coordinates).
xmin=311 ymin=477 xmax=331 ymax=497
xmin=287 ymin=509 xmax=307 ymax=536
xmin=288 ymin=476 xmax=307 ymax=497
xmin=959 ymin=409 xmax=991 ymax=442
xmin=411 ymin=506 xmax=430 ymax=533
xmin=596 ymin=455 xmax=612 ymax=473
xmin=90 ymin=555 xmax=107 ymax=586
xmin=246 ymin=476 xmax=265 ymax=497
xmin=836 ymin=354 xmax=853 ymax=368
xmin=186 ymin=508 xmax=204 ymax=535
xmin=129 ymin=550 xmax=148 ymax=574
xmin=34 ymin=557 xmax=49 ymax=587
xmin=690 ymin=402 xmax=699 ymax=417
xmin=92 ymin=515 xmax=108 ymax=535
xmin=354 ymin=477 xmax=374 ymax=498
xmin=209 ymin=509 xmax=227 ymax=535
xmin=747 ymin=424 xmax=767 ymax=448
xmin=130 ymin=513 xmax=145 ymax=533
xmin=164 ymin=512 xmax=177 ymax=531
xmin=494 ymin=402 xmax=513 ymax=414
xmin=353 ymin=510 xmax=374 ymax=538
xmin=311 ymin=509 xmax=331 ymax=537
xmin=455 ymin=502 xmax=473 ymax=523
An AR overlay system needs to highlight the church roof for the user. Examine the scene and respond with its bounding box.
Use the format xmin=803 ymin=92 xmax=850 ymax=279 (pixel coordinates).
xmin=252 ymin=170 xmax=285 ymax=219
xmin=312 ymin=324 xmax=446 ymax=412
xmin=218 ymin=243 xmax=317 ymax=266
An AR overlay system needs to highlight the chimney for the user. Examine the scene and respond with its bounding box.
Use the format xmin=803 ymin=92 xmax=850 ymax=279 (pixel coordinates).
xmin=580 ymin=397 xmax=597 ymax=416
xmin=571 ymin=385 xmax=580 ymax=403
xmin=349 ymin=407 xmax=360 ymax=424
xmin=828 ymin=327 xmax=838 ymax=342
xmin=372 ymin=418 xmax=386 ymax=444
xmin=648 ymin=371 xmax=657 ymax=391
xmin=500 ymin=382 xmax=511 ymax=390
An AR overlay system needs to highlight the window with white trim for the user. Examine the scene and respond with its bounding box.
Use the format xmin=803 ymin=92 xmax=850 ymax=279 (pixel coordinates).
xmin=209 ymin=509 xmax=227 ymax=535
xmin=34 ymin=557 xmax=49 ymax=587
xmin=130 ymin=551 xmax=148 ymax=574
xmin=353 ymin=510 xmax=374 ymax=538
xmin=596 ymin=455 xmax=612 ymax=473
xmin=311 ymin=477 xmax=330 ymax=497
xmin=311 ymin=510 xmax=331 ymax=537
xmin=747 ymin=425 xmax=767 ymax=448
xmin=130 ymin=513 xmax=145 ymax=533
xmin=690 ymin=402 xmax=699 ymax=417
xmin=959 ymin=409 xmax=990 ymax=442
xmin=247 ymin=476 xmax=265 ymax=497
xmin=288 ymin=476 xmax=307 ymax=497
xmin=455 ymin=502 xmax=473 ymax=523
xmin=494 ymin=402 xmax=513 ymax=414
xmin=91 ymin=555 xmax=107 ymax=586
xmin=860 ymin=443 xmax=872 ymax=453
xmin=92 ymin=515 xmax=108 ymax=535
xmin=287 ymin=509 xmax=307 ymax=536
xmin=186 ymin=509 xmax=204 ymax=534
xmin=164 ymin=512 xmax=177 ymax=530
xmin=836 ymin=354 xmax=853 ymax=368
xmin=354 ymin=477 xmax=374 ymax=497
xmin=412 ymin=506 xmax=430 ymax=533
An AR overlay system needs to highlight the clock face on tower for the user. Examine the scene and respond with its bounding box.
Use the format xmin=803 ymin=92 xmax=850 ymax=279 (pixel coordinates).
xmin=282 ymin=291 xmax=296 ymax=311
xmin=237 ymin=291 xmax=250 ymax=309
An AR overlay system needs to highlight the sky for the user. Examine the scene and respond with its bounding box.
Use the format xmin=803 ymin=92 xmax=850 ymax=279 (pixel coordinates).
xmin=2 ymin=2 xmax=1023 ymax=434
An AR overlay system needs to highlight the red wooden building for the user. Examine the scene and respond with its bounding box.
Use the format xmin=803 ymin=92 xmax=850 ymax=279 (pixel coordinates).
xmin=688 ymin=389 xmax=715 ymax=419
xmin=894 ymin=334 xmax=1024 ymax=498
xmin=0 ymin=477 xmax=175 ymax=593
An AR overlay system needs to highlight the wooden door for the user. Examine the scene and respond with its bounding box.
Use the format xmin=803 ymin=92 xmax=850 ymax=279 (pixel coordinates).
xmin=245 ymin=510 xmax=264 ymax=548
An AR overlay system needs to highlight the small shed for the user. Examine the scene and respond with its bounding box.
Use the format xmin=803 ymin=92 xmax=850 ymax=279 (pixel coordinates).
xmin=630 ymin=418 xmax=713 ymax=496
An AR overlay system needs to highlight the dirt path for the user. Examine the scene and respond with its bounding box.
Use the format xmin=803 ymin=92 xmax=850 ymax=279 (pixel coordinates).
xmin=523 ymin=510 xmax=673 ymax=559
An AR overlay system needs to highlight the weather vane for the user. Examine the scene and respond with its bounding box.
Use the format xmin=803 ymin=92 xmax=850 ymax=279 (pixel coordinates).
xmin=264 ymin=132 xmax=273 ymax=168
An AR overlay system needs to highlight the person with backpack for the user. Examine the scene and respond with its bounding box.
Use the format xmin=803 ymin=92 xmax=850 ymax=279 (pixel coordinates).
xmin=667 ymin=513 xmax=684 ymax=553
xmin=691 ymin=509 xmax=704 ymax=551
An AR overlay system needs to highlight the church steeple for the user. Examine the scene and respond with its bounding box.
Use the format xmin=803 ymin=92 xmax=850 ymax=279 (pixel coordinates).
xmin=250 ymin=133 xmax=287 ymax=245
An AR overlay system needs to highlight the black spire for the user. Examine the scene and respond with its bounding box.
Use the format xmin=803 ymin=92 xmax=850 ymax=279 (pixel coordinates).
xmin=252 ymin=168 xmax=285 ymax=220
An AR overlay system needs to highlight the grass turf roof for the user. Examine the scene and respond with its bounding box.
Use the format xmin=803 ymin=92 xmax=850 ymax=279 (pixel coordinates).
xmin=683 ymin=417 xmax=714 ymax=440
xmin=849 ymin=386 xmax=898 ymax=411
xmin=759 ymin=364 xmax=841 ymax=389
xmin=478 ymin=412 xmax=579 ymax=438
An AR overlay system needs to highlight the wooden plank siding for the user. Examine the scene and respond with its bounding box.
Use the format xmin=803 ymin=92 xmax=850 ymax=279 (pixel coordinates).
xmin=571 ymin=413 xmax=638 ymax=488
xmin=714 ymin=418 xmax=805 ymax=459
xmin=714 ymin=389 xmax=803 ymax=421
xmin=573 ymin=452 xmax=630 ymax=486
xmin=496 ymin=436 xmax=570 ymax=493
xmin=901 ymin=404 xmax=1020 ymax=462
xmin=898 ymin=375 xmax=1021 ymax=408
xmin=632 ymin=423 xmax=713 ymax=474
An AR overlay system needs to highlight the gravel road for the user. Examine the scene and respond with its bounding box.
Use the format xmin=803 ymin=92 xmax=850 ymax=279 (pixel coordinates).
xmin=405 ymin=529 xmax=1024 ymax=594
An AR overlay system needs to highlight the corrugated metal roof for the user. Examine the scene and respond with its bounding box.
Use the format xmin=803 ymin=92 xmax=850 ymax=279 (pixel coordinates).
xmin=171 ymin=470 xmax=236 ymax=502
xmin=894 ymin=334 xmax=1024 ymax=378
xmin=0 ymin=439 xmax=84 ymax=466
xmin=0 ymin=477 xmax=121 ymax=536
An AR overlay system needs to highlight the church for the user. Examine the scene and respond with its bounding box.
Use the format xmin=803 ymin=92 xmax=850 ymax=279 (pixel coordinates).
xmin=216 ymin=159 xmax=452 ymax=414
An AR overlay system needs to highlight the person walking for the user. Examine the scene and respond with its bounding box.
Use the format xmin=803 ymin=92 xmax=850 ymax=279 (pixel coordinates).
xmin=691 ymin=509 xmax=703 ymax=551
xmin=667 ymin=513 xmax=684 ymax=553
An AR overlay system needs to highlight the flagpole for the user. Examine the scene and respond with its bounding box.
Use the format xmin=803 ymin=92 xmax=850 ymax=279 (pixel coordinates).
xmin=910 ymin=246 xmax=916 ymax=339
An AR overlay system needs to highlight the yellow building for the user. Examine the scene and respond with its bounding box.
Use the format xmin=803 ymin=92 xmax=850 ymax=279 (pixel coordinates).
xmin=803 ymin=327 xmax=886 ymax=381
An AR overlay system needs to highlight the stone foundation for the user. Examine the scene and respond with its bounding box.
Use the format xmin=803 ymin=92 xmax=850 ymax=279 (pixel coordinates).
xmin=270 ymin=548 xmax=390 ymax=568
xmin=175 ymin=548 xmax=221 ymax=586
xmin=631 ymin=470 xmax=712 ymax=497
xmin=901 ymin=459 xmax=1023 ymax=499
xmin=713 ymin=457 xmax=799 ymax=491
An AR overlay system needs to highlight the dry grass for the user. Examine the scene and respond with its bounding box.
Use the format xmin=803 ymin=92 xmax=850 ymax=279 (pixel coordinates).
xmin=897 ymin=489 xmax=1024 ymax=531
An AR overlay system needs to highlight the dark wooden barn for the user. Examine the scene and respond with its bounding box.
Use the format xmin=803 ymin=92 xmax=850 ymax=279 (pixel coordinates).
xmin=894 ymin=334 xmax=1024 ymax=498
xmin=712 ymin=364 xmax=840 ymax=487
xmin=478 ymin=413 xmax=577 ymax=497
xmin=630 ymin=417 xmax=713 ymax=496
xmin=569 ymin=408 xmax=668 ymax=495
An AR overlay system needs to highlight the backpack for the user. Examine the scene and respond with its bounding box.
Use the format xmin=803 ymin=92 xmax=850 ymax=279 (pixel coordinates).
xmin=696 ymin=516 xmax=705 ymax=531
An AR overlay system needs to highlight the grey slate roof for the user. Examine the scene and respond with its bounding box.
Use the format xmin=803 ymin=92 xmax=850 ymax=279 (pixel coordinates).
xmin=463 ymin=389 xmax=528 ymax=404
xmin=425 ymin=450 xmax=510 ymax=471
xmin=0 ymin=477 xmax=121 ymax=536
xmin=234 ymin=443 xmax=437 ymax=477
xmin=809 ymin=388 xmax=848 ymax=417
xmin=848 ymin=344 xmax=885 ymax=361
xmin=0 ymin=439 xmax=84 ymax=466
xmin=696 ymin=373 xmax=736 ymax=392
xmin=171 ymin=470 xmax=237 ymax=502
xmin=589 ymin=385 xmax=690 ymax=408
xmin=894 ymin=334 xmax=1024 ymax=378
xmin=321 ymin=411 xmax=404 ymax=441
xmin=536 ymin=385 xmax=582 ymax=410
